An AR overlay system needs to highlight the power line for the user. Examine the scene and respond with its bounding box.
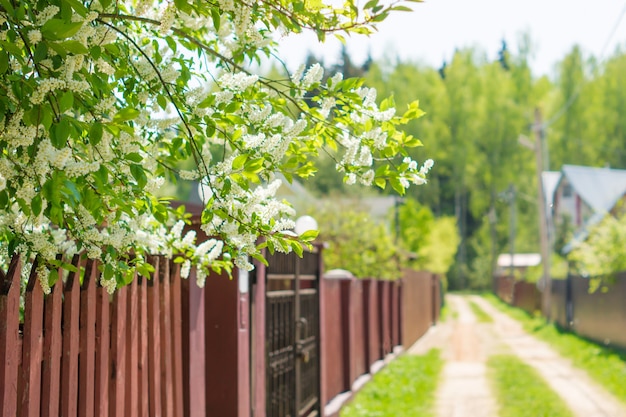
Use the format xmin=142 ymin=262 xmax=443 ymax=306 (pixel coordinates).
xmin=545 ymin=2 xmax=626 ymax=128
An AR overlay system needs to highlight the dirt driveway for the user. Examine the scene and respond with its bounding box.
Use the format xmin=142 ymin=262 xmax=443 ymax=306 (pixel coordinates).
xmin=408 ymin=294 xmax=626 ymax=417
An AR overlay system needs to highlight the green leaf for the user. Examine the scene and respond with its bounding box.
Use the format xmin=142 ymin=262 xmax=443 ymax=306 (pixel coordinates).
xmin=211 ymin=8 xmax=221 ymax=31
xmin=89 ymin=122 xmax=103 ymax=145
xmin=63 ymin=0 xmax=89 ymax=16
xmin=300 ymin=229 xmax=319 ymax=241
xmin=114 ymin=107 xmax=140 ymax=122
xmin=41 ymin=19 xmax=84 ymax=41
xmin=0 ymin=50 xmax=8 ymax=74
xmin=33 ymin=42 xmax=48 ymax=63
xmin=130 ymin=164 xmax=147 ymax=189
xmin=232 ymin=154 xmax=248 ymax=170
xmin=292 ymin=241 xmax=304 ymax=257
xmin=50 ymin=117 xmax=71 ymax=148
xmin=32 ymin=194 xmax=42 ymax=216
xmin=125 ymin=152 xmax=143 ymax=163
xmin=58 ymin=40 xmax=89 ymax=55
xmin=59 ymin=91 xmax=74 ymax=113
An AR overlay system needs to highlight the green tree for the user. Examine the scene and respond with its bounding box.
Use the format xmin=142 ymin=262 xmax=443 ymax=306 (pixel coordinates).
xmin=314 ymin=202 xmax=400 ymax=280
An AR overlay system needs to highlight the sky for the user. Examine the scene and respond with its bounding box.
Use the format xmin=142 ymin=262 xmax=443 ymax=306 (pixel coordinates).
xmin=277 ymin=0 xmax=626 ymax=77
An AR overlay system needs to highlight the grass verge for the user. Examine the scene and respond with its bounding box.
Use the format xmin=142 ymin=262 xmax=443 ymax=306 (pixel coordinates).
xmin=484 ymin=293 xmax=626 ymax=403
xmin=468 ymin=299 xmax=494 ymax=323
xmin=340 ymin=349 xmax=443 ymax=417
xmin=488 ymin=354 xmax=573 ymax=417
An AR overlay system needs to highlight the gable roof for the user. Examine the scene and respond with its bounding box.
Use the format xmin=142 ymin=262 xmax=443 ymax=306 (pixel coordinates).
xmin=560 ymin=165 xmax=626 ymax=213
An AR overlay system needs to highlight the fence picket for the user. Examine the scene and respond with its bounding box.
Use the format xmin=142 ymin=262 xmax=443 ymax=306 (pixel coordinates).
xmin=125 ymin=275 xmax=139 ymax=416
xmin=79 ymin=260 xmax=97 ymax=417
xmin=0 ymin=256 xmax=21 ymax=417
xmin=169 ymin=261 xmax=185 ymax=417
xmin=138 ymin=275 xmax=149 ymax=417
xmin=94 ymin=272 xmax=110 ymax=417
xmin=19 ymin=258 xmax=45 ymax=417
xmin=109 ymin=284 xmax=128 ymax=417
xmin=159 ymin=258 xmax=175 ymax=417
xmin=61 ymin=255 xmax=82 ymax=417
xmin=147 ymin=256 xmax=163 ymax=417
xmin=42 ymin=262 xmax=63 ymax=417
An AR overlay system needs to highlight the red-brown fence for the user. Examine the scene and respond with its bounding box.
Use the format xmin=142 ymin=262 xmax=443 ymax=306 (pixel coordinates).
xmin=320 ymin=270 xmax=441 ymax=417
xmin=494 ymin=276 xmax=542 ymax=315
xmin=0 ymin=254 xmax=185 ymax=417
xmin=1 ymin=244 xmax=441 ymax=417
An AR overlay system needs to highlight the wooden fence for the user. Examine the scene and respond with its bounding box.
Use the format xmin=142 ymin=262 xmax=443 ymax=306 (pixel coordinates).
xmin=320 ymin=270 xmax=441 ymax=417
xmin=1 ymin=247 xmax=441 ymax=417
xmin=494 ymin=276 xmax=542 ymax=315
xmin=0 ymin=254 xmax=185 ymax=417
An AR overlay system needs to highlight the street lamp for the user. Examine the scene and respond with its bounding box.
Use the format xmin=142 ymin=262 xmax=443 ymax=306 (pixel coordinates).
xmin=294 ymin=215 xmax=318 ymax=236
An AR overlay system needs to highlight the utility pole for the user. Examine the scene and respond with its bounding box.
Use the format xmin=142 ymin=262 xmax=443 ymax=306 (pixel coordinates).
xmin=533 ymin=108 xmax=552 ymax=320
xmin=508 ymin=184 xmax=516 ymax=280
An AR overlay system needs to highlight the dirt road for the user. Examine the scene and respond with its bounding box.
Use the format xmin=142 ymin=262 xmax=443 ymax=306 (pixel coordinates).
xmin=409 ymin=294 xmax=626 ymax=417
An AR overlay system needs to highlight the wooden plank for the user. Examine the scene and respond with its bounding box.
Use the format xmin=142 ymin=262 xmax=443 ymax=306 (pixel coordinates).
xmin=147 ymin=256 xmax=162 ymax=417
xmin=94 ymin=267 xmax=110 ymax=417
xmin=138 ymin=275 xmax=149 ymax=417
xmin=42 ymin=260 xmax=63 ymax=417
xmin=109 ymin=284 xmax=128 ymax=417
xmin=78 ymin=260 xmax=97 ymax=417
xmin=159 ymin=258 xmax=175 ymax=417
xmin=61 ymin=255 xmax=82 ymax=417
xmin=169 ymin=261 xmax=184 ymax=417
xmin=0 ymin=255 xmax=22 ymax=417
xmin=19 ymin=258 xmax=45 ymax=417
xmin=125 ymin=274 xmax=139 ymax=416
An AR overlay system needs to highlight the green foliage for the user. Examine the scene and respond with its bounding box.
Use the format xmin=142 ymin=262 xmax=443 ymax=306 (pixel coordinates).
xmin=568 ymin=213 xmax=626 ymax=289
xmin=340 ymin=349 xmax=443 ymax=417
xmin=488 ymin=354 xmax=574 ymax=417
xmin=0 ymin=0 xmax=430 ymax=291
xmin=314 ymin=202 xmax=400 ymax=279
xmin=397 ymin=198 xmax=459 ymax=276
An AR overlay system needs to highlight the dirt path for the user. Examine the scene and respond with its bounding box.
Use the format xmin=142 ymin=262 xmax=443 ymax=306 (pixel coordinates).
xmin=408 ymin=294 xmax=626 ymax=417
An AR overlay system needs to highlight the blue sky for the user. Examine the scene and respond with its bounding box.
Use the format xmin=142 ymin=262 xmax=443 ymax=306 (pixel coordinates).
xmin=277 ymin=0 xmax=626 ymax=77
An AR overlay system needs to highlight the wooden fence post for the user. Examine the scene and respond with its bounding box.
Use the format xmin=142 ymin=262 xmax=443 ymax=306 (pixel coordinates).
xmin=0 ymin=256 xmax=21 ymax=417
xmin=79 ymin=260 xmax=97 ymax=417
xmin=42 ymin=262 xmax=63 ymax=417
xmin=61 ymin=255 xmax=81 ymax=417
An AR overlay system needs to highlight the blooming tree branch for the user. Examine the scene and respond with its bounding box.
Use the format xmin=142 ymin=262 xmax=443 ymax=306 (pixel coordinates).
xmin=0 ymin=0 xmax=431 ymax=293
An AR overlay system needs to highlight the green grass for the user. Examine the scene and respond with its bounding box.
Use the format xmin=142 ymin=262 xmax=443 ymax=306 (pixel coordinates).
xmin=340 ymin=349 xmax=443 ymax=417
xmin=488 ymin=354 xmax=574 ymax=417
xmin=468 ymin=299 xmax=494 ymax=323
xmin=484 ymin=293 xmax=626 ymax=403
xmin=438 ymin=301 xmax=454 ymax=322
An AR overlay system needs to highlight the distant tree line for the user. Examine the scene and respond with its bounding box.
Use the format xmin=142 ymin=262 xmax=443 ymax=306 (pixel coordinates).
xmin=298 ymin=38 xmax=626 ymax=289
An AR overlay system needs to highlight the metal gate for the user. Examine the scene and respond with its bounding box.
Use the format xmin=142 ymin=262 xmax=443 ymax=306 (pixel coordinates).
xmin=266 ymin=248 xmax=321 ymax=417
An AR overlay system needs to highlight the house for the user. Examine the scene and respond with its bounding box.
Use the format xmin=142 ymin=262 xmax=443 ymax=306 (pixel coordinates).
xmin=552 ymin=165 xmax=626 ymax=251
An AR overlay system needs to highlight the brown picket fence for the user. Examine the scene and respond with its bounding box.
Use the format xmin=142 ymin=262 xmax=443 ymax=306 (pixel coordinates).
xmin=0 ymin=254 xmax=184 ymax=417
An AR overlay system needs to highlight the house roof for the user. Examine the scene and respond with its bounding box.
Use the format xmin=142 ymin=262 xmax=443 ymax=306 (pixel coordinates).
xmin=561 ymin=165 xmax=626 ymax=213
